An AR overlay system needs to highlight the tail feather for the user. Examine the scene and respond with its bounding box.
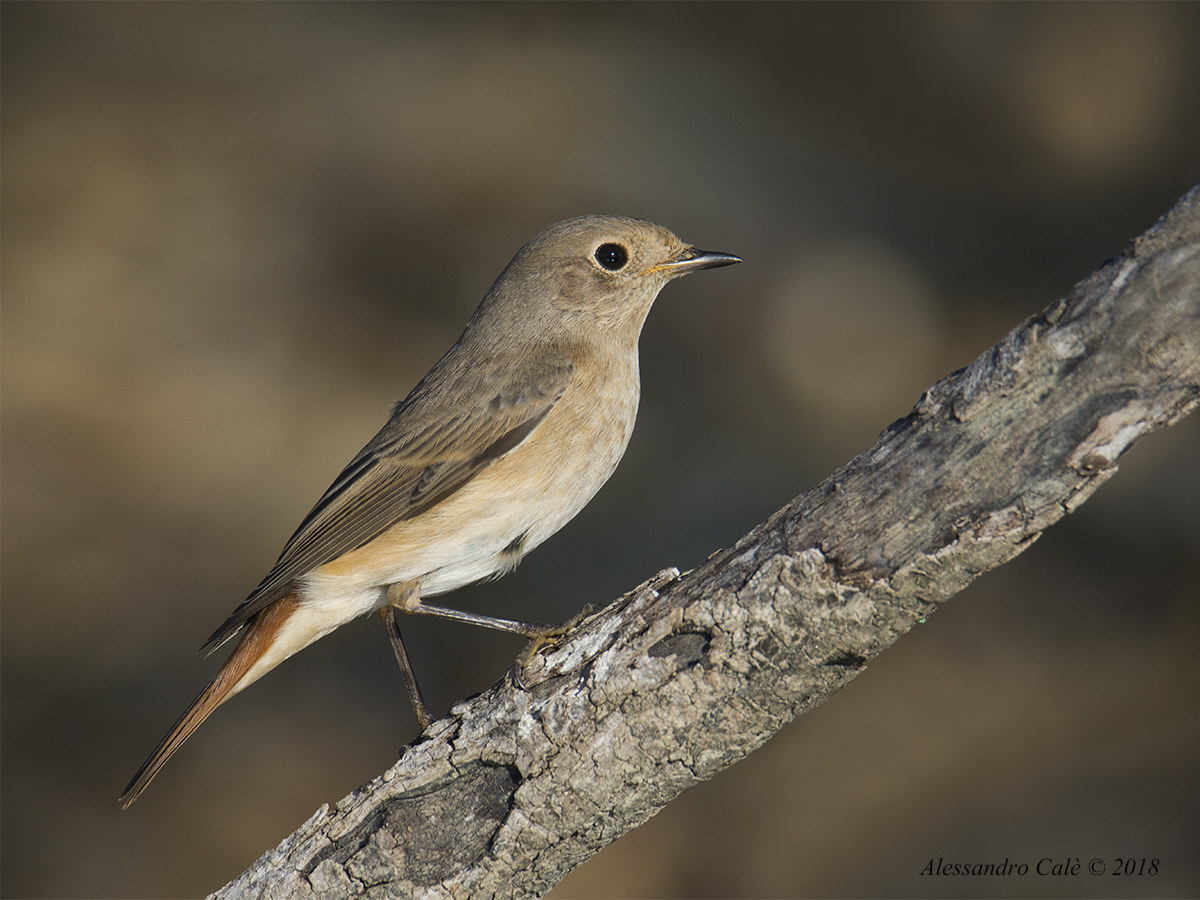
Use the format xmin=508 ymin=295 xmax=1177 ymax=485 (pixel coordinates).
xmin=120 ymin=592 xmax=299 ymax=808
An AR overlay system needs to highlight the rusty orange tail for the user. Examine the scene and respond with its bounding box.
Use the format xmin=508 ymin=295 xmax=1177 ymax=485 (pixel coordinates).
xmin=120 ymin=592 xmax=299 ymax=808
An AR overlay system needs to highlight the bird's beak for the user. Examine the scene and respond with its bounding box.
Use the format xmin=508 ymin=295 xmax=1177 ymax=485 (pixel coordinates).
xmin=649 ymin=247 xmax=742 ymax=276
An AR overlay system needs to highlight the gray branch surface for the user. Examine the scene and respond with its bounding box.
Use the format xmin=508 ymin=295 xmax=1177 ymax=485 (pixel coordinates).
xmin=213 ymin=185 xmax=1200 ymax=900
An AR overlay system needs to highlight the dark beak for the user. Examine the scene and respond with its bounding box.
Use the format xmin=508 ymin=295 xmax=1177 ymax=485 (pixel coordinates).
xmin=658 ymin=247 xmax=742 ymax=275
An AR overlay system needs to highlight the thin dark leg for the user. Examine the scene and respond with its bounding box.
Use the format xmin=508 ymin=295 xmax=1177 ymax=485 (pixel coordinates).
xmin=380 ymin=608 xmax=433 ymax=729
xmin=405 ymin=600 xmax=557 ymax=639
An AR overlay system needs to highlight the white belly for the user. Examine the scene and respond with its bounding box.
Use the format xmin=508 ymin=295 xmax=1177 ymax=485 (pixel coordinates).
xmin=299 ymin=355 xmax=640 ymax=626
xmin=234 ymin=351 xmax=641 ymax=695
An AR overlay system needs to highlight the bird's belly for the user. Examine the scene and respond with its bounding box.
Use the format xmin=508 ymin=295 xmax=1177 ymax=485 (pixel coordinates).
xmin=301 ymin=370 xmax=639 ymax=617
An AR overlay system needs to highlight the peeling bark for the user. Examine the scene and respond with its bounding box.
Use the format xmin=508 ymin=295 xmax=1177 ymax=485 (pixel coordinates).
xmin=212 ymin=184 xmax=1200 ymax=900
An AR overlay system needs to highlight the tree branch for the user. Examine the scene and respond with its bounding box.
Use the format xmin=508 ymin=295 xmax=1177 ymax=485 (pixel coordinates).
xmin=213 ymin=184 xmax=1200 ymax=900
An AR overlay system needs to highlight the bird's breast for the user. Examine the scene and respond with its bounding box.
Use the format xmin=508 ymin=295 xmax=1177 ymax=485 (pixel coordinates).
xmin=487 ymin=349 xmax=641 ymax=546
xmin=304 ymin=350 xmax=642 ymax=604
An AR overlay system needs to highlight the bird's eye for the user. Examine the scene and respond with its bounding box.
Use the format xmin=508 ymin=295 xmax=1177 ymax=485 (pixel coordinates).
xmin=594 ymin=243 xmax=629 ymax=271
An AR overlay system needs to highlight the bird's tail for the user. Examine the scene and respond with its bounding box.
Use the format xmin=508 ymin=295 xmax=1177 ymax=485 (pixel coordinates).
xmin=119 ymin=591 xmax=300 ymax=808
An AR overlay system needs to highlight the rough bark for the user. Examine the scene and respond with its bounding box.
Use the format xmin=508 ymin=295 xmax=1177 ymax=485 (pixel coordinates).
xmin=212 ymin=184 xmax=1200 ymax=899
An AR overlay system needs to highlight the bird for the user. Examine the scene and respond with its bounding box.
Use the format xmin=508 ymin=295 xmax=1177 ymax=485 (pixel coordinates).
xmin=120 ymin=214 xmax=740 ymax=807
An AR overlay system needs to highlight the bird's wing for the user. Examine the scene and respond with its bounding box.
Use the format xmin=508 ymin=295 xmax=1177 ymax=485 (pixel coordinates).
xmin=201 ymin=349 xmax=575 ymax=654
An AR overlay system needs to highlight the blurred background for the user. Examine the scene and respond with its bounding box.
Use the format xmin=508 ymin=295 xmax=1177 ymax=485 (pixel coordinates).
xmin=3 ymin=3 xmax=1198 ymax=898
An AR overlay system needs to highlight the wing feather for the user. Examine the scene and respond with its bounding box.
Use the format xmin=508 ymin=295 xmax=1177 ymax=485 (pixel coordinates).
xmin=201 ymin=349 xmax=574 ymax=654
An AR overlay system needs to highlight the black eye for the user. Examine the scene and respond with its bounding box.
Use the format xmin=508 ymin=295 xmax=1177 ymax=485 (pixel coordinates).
xmin=594 ymin=243 xmax=628 ymax=271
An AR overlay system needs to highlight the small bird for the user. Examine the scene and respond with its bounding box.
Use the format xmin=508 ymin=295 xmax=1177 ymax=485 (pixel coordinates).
xmin=120 ymin=215 xmax=739 ymax=807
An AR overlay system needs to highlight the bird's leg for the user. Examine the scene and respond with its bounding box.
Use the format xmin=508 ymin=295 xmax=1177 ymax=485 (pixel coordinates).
xmin=398 ymin=595 xmax=558 ymax=640
xmin=380 ymin=582 xmax=433 ymax=729
xmin=379 ymin=608 xmax=433 ymax=729
xmin=384 ymin=581 xmax=575 ymax=705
